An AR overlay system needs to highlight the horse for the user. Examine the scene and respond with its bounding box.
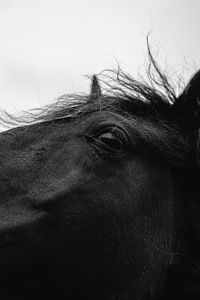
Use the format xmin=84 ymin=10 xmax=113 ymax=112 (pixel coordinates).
xmin=0 ymin=56 xmax=200 ymax=300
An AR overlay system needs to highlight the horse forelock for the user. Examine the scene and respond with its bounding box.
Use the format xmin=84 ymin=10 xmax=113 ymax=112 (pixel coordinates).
xmin=0 ymin=53 xmax=195 ymax=169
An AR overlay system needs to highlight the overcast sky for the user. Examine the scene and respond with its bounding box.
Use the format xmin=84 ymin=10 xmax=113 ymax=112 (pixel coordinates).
xmin=0 ymin=0 xmax=199 ymax=117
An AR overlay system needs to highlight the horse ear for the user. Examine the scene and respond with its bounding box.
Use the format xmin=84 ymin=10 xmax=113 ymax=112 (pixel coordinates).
xmin=173 ymin=70 xmax=200 ymax=131
xmin=90 ymin=75 xmax=102 ymax=100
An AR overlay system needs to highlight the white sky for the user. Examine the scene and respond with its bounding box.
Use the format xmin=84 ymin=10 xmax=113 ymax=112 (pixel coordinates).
xmin=0 ymin=0 xmax=199 ymax=116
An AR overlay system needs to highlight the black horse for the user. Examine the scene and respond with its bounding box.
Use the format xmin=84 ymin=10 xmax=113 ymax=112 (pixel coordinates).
xmin=0 ymin=56 xmax=200 ymax=300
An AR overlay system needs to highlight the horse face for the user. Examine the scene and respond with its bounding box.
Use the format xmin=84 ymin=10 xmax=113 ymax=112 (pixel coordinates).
xmin=0 ymin=111 xmax=176 ymax=299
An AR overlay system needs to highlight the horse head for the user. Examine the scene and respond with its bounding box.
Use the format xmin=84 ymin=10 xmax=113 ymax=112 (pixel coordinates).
xmin=0 ymin=65 xmax=200 ymax=299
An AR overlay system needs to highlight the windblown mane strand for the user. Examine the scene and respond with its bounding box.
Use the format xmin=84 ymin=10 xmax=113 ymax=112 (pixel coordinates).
xmin=0 ymin=47 xmax=178 ymax=127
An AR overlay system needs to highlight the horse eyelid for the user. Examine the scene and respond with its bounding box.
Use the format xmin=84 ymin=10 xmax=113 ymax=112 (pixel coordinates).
xmin=84 ymin=124 xmax=128 ymax=138
xmin=83 ymin=131 xmax=131 ymax=156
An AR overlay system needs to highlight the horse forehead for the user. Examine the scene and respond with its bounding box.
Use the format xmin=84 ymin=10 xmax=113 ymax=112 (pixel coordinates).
xmin=0 ymin=111 xmax=128 ymax=149
xmin=0 ymin=121 xmax=78 ymax=150
xmin=0 ymin=122 xmax=82 ymax=180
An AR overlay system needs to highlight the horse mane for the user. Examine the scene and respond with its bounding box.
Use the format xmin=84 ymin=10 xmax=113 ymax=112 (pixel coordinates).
xmin=0 ymin=45 xmax=179 ymax=127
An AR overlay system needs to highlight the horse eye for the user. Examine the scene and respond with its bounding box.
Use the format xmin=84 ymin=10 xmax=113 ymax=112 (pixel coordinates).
xmin=92 ymin=127 xmax=129 ymax=154
xmin=97 ymin=132 xmax=124 ymax=151
xmin=85 ymin=126 xmax=129 ymax=155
